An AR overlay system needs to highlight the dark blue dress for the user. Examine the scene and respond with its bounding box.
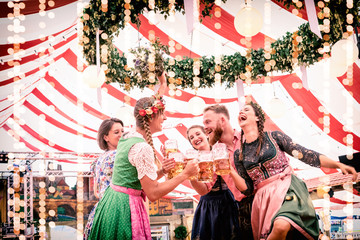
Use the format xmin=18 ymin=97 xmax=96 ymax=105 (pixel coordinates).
xmin=191 ymin=176 xmax=241 ymax=240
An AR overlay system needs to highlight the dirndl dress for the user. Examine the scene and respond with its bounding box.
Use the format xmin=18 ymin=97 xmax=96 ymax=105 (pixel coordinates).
xmin=89 ymin=135 xmax=153 ymax=240
xmin=191 ymin=176 xmax=241 ymax=240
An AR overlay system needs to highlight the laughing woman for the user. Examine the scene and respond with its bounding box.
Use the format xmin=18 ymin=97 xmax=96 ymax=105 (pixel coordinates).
xmin=186 ymin=125 xmax=241 ymax=240
xmin=89 ymin=96 xmax=199 ymax=240
xmin=230 ymin=101 xmax=357 ymax=240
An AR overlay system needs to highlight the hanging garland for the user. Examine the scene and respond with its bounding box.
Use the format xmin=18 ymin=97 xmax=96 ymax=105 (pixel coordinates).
xmin=81 ymin=0 xmax=360 ymax=90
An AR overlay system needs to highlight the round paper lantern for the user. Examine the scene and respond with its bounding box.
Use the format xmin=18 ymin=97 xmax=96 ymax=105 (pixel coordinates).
xmin=329 ymin=57 xmax=348 ymax=78
xmin=82 ymin=65 xmax=106 ymax=88
xmin=188 ymin=96 xmax=206 ymax=116
xmin=116 ymin=105 xmax=135 ymax=127
xmin=234 ymin=6 xmax=263 ymax=37
xmin=267 ymin=97 xmax=286 ymax=119
xmin=331 ymin=38 xmax=359 ymax=66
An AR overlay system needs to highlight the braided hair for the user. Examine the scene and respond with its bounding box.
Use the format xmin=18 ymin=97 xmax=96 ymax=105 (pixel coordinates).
xmin=134 ymin=97 xmax=164 ymax=168
xmin=239 ymin=101 xmax=266 ymax=161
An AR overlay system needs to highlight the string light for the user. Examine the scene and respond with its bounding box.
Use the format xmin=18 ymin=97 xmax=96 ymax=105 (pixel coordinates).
xmin=77 ymin=173 xmax=84 ymax=240
xmin=38 ymin=180 xmax=47 ymax=240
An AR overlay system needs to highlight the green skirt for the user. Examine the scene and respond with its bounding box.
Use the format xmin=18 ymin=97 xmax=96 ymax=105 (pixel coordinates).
xmin=89 ymin=187 xmax=132 ymax=240
xmin=271 ymin=175 xmax=320 ymax=240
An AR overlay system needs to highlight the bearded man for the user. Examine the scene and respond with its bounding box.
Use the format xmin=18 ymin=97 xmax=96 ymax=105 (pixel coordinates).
xmin=203 ymin=104 xmax=253 ymax=239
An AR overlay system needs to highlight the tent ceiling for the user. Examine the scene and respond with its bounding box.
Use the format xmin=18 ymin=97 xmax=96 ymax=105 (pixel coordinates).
xmin=0 ymin=0 xmax=359 ymax=203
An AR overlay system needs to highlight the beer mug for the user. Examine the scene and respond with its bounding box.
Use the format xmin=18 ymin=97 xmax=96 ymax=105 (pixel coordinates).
xmin=212 ymin=143 xmax=231 ymax=175
xmin=185 ymin=149 xmax=198 ymax=180
xmin=197 ymin=150 xmax=214 ymax=182
xmin=164 ymin=139 xmax=178 ymax=157
xmin=167 ymin=152 xmax=185 ymax=179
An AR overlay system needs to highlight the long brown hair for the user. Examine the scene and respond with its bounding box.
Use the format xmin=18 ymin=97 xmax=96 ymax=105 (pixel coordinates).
xmin=239 ymin=101 xmax=265 ymax=160
xmin=134 ymin=97 xmax=164 ymax=167
xmin=97 ymin=118 xmax=124 ymax=150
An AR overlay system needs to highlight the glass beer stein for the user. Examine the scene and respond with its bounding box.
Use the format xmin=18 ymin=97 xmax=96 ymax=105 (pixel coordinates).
xmin=167 ymin=152 xmax=185 ymax=179
xmin=164 ymin=139 xmax=178 ymax=157
xmin=212 ymin=143 xmax=231 ymax=175
xmin=197 ymin=150 xmax=214 ymax=182
xmin=185 ymin=149 xmax=199 ymax=180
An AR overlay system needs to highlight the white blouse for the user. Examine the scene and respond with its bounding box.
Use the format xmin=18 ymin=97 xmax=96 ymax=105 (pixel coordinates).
xmin=123 ymin=131 xmax=158 ymax=181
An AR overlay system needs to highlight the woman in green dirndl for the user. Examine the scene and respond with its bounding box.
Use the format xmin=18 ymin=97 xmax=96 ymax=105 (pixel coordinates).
xmin=89 ymin=95 xmax=199 ymax=240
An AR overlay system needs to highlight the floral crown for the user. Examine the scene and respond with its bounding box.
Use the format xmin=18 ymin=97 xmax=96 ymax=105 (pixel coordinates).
xmin=138 ymin=95 xmax=165 ymax=120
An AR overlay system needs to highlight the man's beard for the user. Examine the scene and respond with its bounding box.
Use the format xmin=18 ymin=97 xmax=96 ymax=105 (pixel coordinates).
xmin=209 ymin=123 xmax=223 ymax=146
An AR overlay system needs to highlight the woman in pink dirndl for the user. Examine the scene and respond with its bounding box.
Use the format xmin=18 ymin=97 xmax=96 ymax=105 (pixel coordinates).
xmin=230 ymin=101 xmax=357 ymax=240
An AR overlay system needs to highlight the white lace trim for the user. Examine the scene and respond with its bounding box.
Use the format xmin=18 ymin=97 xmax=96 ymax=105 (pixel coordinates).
xmin=126 ymin=131 xmax=158 ymax=180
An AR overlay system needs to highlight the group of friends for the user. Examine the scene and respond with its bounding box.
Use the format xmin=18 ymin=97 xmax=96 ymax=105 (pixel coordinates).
xmin=83 ymin=74 xmax=357 ymax=240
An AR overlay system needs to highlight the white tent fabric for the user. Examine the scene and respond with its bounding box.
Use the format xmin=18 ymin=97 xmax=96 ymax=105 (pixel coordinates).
xmin=0 ymin=0 xmax=359 ymax=203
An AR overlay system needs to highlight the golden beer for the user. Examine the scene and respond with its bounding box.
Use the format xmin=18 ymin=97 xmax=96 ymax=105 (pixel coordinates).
xmin=198 ymin=161 xmax=214 ymax=182
xmin=212 ymin=143 xmax=230 ymax=175
xmin=167 ymin=152 xmax=185 ymax=179
xmin=165 ymin=139 xmax=178 ymax=157
xmin=184 ymin=158 xmax=197 ymax=180
xmin=167 ymin=162 xmax=185 ymax=179
xmin=214 ymin=158 xmax=231 ymax=175
xmin=165 ymin=148 xmax=178 ymax=157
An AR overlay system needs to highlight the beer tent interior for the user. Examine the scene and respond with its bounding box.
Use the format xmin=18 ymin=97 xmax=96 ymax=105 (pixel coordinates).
xmin=0 ymin=0 xmax=359 ymax=221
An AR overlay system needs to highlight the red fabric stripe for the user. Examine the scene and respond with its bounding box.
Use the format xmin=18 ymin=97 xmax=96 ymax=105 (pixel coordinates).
xmin=0 ymin=33 xmax=77 ymax=71
xmin=130 ymin=15 xmax=200 ymax=58
xmin=0 ymin=0 xmax=77 ymax=18
xmin=279 ymin=74 xmax=360 ymax=151
xmin=336 ymin=63 xmax=360 ymax=104
xmin=104 ymin=84 xmax=196 ymax=118
xmin=2 ymin=123 xmax=40 ymax=151
xmin=0 ymin=24 xmax=75 ymax=57
xmin=0 ymin=77 xmax=41 ymax=102
xmin=156 ymin=134 xmax=169 ymax=145
xmin=0 ymin=88 xmax=33 ymax=114
xmin=270 ymin=0 xmax=308 ymax=20
xmin=320 ymin=167 xmax=339 ymax=174
xmin=248 ymin=95 xmax=281 ymax=132
xmin=32 ymin=88 xmax=97 ymax=133
xmin=175 ymin=124 xmax=189 ymax=139
xmin=61 ymin=48 xmax=197 ymax=118
xmin=0 ymin=113 xmax=12 ymax=127
xmin=0 ymin=46 xmax=71 ymax=87
xmin=200 ymin=3 xmax=271 ymax=50
xmin=44 ymin=73 xmax=109 ymax=120
xmin=23 ymin=100 xmax=96 ymax=140
xmin=20 ymin=123 xmax=72 ymax=152
xmin=4 ymin=121 xmax=90 ymax=163
xmin=330 ymin=197 xmax=357 ymax=205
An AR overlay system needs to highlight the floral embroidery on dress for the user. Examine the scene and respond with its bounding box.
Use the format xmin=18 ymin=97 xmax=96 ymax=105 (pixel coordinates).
xmin=234 ymin=131 xmax=321 ymax=195
xmin=94 ymin=150 xmax=116 ymax=198
xmin=84 ymin=150 xmax=116 ymax=240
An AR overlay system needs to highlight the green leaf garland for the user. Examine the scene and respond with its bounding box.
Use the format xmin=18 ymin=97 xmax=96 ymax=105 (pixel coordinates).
xmin=81 ymin=0 xmax=360 ymax=90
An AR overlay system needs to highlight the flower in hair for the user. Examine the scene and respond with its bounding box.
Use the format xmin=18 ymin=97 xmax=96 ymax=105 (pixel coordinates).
xmin=138 ymin=94 xmax=165 ymax=120
xmin=139 ymin=109 xmax=147 ymax=117
xmin=151 ymin=106 xmax=158 ymax=114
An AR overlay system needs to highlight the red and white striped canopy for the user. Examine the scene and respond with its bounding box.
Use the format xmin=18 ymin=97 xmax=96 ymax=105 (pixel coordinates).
xmin=0 ymin=0 xmax=359 ymax=203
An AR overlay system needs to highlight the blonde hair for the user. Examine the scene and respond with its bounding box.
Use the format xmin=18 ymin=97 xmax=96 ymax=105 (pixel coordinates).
xmin=134 ymin=97 xmax=164 ymax=167
xmin=203 ymin=104 xmax=230 ymax=119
